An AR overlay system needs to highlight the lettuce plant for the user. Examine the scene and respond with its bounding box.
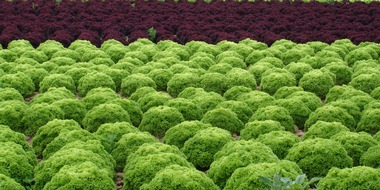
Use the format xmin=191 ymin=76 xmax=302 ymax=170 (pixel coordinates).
xmin=250 ymin=106 xmax=294 ymax=133
xmin=224 ymin=161 xmax=302 ymax=190
xmin=299 ymin=69 xmax=335 ymax=98
xmin=0 ymin=174 xmax=25 ymax=190
xmin=21 ymin=103 xmax=64 ymax=136
xmin=123 ymin=153 xmax=193 ymax=190
xmin=167 ymin=73 xmax=201 ymax=97
xmin=140 ymin=165 xmax=219 ymax=190
xmin=42 ymin=129 xmax=101 ymax=159
xmin=138 ymin=106 xmax=184 ymax=138
xmin=304 ymin=105 xmax=356 ymax=131
xmin=77 ymin=72 xmax=116 ymax=97
xmin=302 ymin=121 xmax=350 ymax=140
xmin=256 ymin=131 xmax=300 ymax=159
xmin=120 ymin=73 xmax=156 ymax=97
xmin=94 ymin=122 xmax=139 ymax=153
xmin=285 ymin=138 xmax=353 ymax=178
xmin=208 ymin=141 xmax=279 ymax=188
xmin=29 ymin=87 xmax=76 ymax=105
xmin=331 ymin=131 xmax=378 ymax=166
xmin=82 ymin=103 xmax=131 ymax=133
xmin=273 ymin=86 xmax=303 ymax=99
xmin=317 ymin=166 xmax=380 ymax=189
xmin=32 ymin=119 xmax=81 ymax=157
xmin=39 ymin=74 xmax=76 ymax=93
xmin=164 ymin=98 xmax=203 ymax=121
xmin=240 ymin=120 xmax=285 ymax=140
xmin=0 ymin=72 xmax=35 ymax=97
xmin=201 ymin=107 xmax=244 ymax=134
xmin=111 ymin=132 xmax=157 ymax=171
xmin=0 ymin=100 xmax=27 ymax=132
xmin=181 ymin=127 xmax=233 ymax=169
xmin=43 ymin=161 xmax=115 ymax=190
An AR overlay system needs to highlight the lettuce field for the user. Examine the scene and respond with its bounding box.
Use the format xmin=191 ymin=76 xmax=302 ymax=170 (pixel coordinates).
xmin=0 ymin=0 xmax=380 ymax=189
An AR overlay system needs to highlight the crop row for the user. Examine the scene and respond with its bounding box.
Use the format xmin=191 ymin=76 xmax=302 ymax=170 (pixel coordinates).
xmin=1 ymin=0 xmax=380 ymax=47
xmin=0 ymin=38 xmax=380 ymax=189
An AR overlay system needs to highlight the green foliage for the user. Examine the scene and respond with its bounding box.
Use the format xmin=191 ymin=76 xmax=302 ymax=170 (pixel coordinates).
xmin=111 ymin=132 xmax=157 ymax=171
xmin=349 ymin=73 xmax=380 ymax=94
xmin=250 ymin=106 xmax=294 ymax=133
xmin=51 ymin=99 xmax=87 ymax=125
xmin=259 ymin=170 xmax=321 ymax=190
xmin=325 ymin=85 xmax=368 ymax=104
xmin=208 ymin=63 xmax=234 ymax=74
xmin=272 ymin=98 xmax=312 ymax=129
xmin=0 ymin=173 xmax=25 ymax=190
xmin=224 ymin=160 xmax=303 ymax=190
xmin=181 ymin=127 xmax=234 ymax=169
xmin=32 ymin=119 xmax=82 ymax=158
xmin=323 ymin=62 xmax=352 ymax=85
xmin=304 ymin=105 xmax=356 ymax=132
xmin=360 ymin=144 xmax=380 ymax=168
xmin=225 ymin=68 xmax=257 ymax=90
xmin=137 ymin=91 xmax=172 ymax=112
xmin=223 ymin=86 xmax=253 ymax=100
xmin=101 ymin=68 xmax=130 ymax=92
xmin=0 ymin=72 xmax=35 ymax=97
xmin=147 ymin=68 xmax=173 ymax=91
xmin=29 ymin=87 xmax=76 ymax=105
xmin=302 ymin=121 xmax=350 ymax=140
xmin=274 ymin=86 xmax=303 ymax=99
xmin=0 ymin=126 xmax=30 ymax=151
xmin=21 ymin=103 xmax=64 ymax=136
xmin=208 ymin=141 xmax=279 ymax=188
xmin=237 ymin=91 xmax=275 ymax=113
xmin=65 ymin=67 xmax=93 ymax=87
xmin=0 ymin=100 xmax=27 ymax=132
xmin=124 ymin=50 xmax=149 ymax=63
xmin=285 ymin=138 xmax=353 ymax=178
xmin=82 ymin=103 xmax=131 ymax=133
xmin=0 ymin=49 xmax=18 ymax=62
xmin=200 ymin=72 xmax=227 ymax=94
xmin=0 ymin=142 xmax=36 ymax=186
xmin=120 ymin=73 xmax=156 ymax=97
xmin=21 ymin=68 xmax=49 ymax=90
xmin=42 ymin=129 xmax=100 ymax=159
xmin=94 ymin=122 xmax=139 ymax=153
xmin=317 ymin=166 xmax=380 ymax=190
xmin=218 ymin=56 xmax=247 ymax=69
xmin=299 ymin=69 xmax=335 ymax=98
xmin=44 ymin=161 xmax=115 ymax=190
xmin=201 ymin=107 xmax=244 ymax=134
xmin=81 ymin=87 xmax=119 ymax=110
xmin=167 ymin=73 xmax=201 ymax=97
xmin=260 ymin=70 xmax=297 ymax=95
xmin=356 ymin=109 xmax=380 ymax=135
xmin=344 ymin=48 xmax=374 ymax=66
xmin=139 ymin=106 xmax=184 ymax=138
xmin=256 ymin=131 xmax=300 ymax=159
xmin=164 ymin=98 xmax=203 ymax=121
xmin=51 ymin=49 xmax=81 ymax=62
xmin=106 ymin=98 xmax=143 ymax=127
xmin=39 ymin=74 xmax=76 ymax=93
xmin=245 ymin=50 xmax=274 ymax=66
xmin=371 ymin=87 xmax=380 ymax=100
xmin=331 ymin=131 xmax=378 ymax=166
xmin=123 ymin=153 xmax=193 ymax=190
xmin=326 ymin=99 xmax=362 ymax=125
xmin=216 ymin=100 xmax=253 ymax=124
xmin=141 ymin=165 xmax=218 ymax=190
xmin=77 ymin=72 xmax=116 ymax=97
xmin=163 ymin=121 xmax=211 ymax=149
xmin=240 ymin=120 xmax=285 ymax=140
xmin=284 ymin=62 xmax=313 ymax=84
xmin=20 ymin=50 xmax=48 ymax=63
xmin=34 ymin=147 xmax=115 ymax=190
xmin=189 ymin=56 xmax=216 ymax=70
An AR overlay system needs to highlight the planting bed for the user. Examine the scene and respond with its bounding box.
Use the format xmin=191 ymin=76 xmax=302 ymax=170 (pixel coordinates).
xmin=0 ymin=0 xmax=380 ymax=190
